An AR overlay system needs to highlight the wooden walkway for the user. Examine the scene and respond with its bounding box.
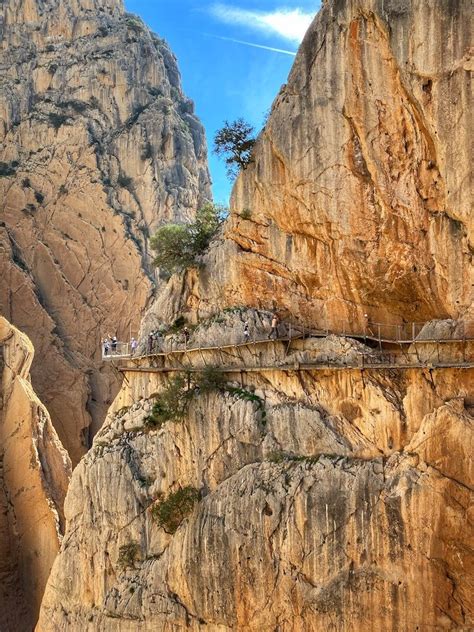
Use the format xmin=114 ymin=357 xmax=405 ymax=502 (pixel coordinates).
xmin=122 ymin=361 xmax=474 ymax=374
xmin=104 ymin=319 xmax=473 ymax=374
xmin=109 ymin=331 xmax=473 ymax=363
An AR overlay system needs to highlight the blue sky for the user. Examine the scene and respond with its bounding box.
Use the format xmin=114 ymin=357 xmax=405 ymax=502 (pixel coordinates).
xmin=124 ymin=1 xmax=321 ymax=204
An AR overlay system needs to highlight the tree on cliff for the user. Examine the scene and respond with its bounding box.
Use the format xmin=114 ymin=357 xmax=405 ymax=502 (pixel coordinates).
xmin=213 ymin=118 xmax=256 ymax=179
xmin=151 ymin=203 xmax=225 ymax=276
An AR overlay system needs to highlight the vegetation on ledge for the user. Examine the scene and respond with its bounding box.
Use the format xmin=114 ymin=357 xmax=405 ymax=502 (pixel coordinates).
xmin=150 ymin=487 xmax=200 ymax=534
xmin=150 ymin=203 xmax=225 ymax=276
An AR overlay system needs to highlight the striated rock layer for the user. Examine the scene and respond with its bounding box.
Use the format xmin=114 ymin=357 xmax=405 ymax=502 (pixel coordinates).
xmin=38 ymin=0 xmax=473 ymax=630
xmin=38 ymin=330 xmax=473 ymax=630
xmin=155 ymin=0 xmax=472 ymax=332
xmin=0 ymin=316 xmax=71 ymax=631
xmin=0 ymin=0 xmax=211 ymax=463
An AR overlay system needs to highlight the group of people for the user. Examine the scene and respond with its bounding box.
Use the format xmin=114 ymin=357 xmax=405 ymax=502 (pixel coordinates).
xmin=102 ymin=335 xmax=117 ymax=356
xmin=103 ymin=335 xmax=138 ymax=356
xmin=147 ymin=330 xmax=164 ymax=355
xmin=103 ymin=312 xmax=282 ymax=358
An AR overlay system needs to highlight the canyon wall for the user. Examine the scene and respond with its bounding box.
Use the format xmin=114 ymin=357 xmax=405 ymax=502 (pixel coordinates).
xmin=0 ymin=0 xmax=211 ymax=464
xmin=38 ymin=328 xmax=473 ymax=630
xmin=38 ymin=0 xmax=473 ymax=630
xmin=0 ymin=316 xmax=71 ymax=631
xmin=147 ymin=0 xmax=472 ymax=332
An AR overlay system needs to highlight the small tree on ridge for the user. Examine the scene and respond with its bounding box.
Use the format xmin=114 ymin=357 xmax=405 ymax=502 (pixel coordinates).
xmin=213 ymin=118 xmax=256 ymax=179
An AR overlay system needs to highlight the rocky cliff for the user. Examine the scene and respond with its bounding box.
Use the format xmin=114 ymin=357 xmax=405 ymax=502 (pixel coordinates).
xmin=148 ymin=0 xmax=472 ymax=331
xmin=0 ymin=316 xmax=71 ymax=631
xmin=0 ymin=0 xmax=211 ymax=464
xmin=38 ymin=0 xmax=473 ymax=630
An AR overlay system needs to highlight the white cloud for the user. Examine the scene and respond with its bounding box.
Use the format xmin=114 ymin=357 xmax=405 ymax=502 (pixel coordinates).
xmin=209 ymin=4 xmax=315 ymax=44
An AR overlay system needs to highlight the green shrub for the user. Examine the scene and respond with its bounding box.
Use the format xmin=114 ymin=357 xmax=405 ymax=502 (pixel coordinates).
xmin=150 ymin=487 xmax=199 ymax=534
xmin=124 ymin=14 xmax=144 ymax=34
xmin=194 ymin=366 xmax=226 ymax=393
xmin=22 ymin=177 xmax=31 ymax=188
xmin=150 ymin=203 xmax=224 ymax=275
xmin=144 ymin=375 xmax=191 ymax=429
xmin=34 ymin=191 xmax=44 ymax=204
xmin=227 ymin=386 xmax=267 ymax=423
xmin=268 ymin=450 xmax=286 ymax=464
xmin=148 ymin=86 xmax=163 ymax=98
xmin=117 ymin=542 xmax=140 ymax=569
xmin=240 ymin=208 xmax=252 ymax=219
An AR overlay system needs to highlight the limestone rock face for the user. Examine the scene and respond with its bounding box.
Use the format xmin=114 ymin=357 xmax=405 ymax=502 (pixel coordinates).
xmin=164 ymin=0 xmax=472 ymax=331
xmin=0 ymin=0 xmax=211 ymax=463
xmin=0 ymin=316 xmax=71 ymax=631
xmin=37 ymin=0 xmax=473 ymax=630
xmin=38 ymin=335 xmax=473 ymax=630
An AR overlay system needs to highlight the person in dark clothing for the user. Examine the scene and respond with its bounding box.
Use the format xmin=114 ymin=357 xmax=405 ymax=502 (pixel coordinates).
xmin=183 ymin=327 xmax=190 ymax=346
xmin=111 ymin=336 xmax=117 ymax=353
xmin=244 ymin=321 xmax=250 ymax=343
xmin=147 ymin=333 xmax=153 ymax=355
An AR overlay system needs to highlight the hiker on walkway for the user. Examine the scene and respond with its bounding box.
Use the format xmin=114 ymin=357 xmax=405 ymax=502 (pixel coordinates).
xmin=269 ymin=313 xmax=279 ymax=339
xmin=130 ymin=337 xmax=138 ymax=355
xmin=147 ymin=333 xmax=153 ymax=355
xmin=111 ymin=335 xmax=117 ymax=354
xmin=103 ymin=338 xmax=110 ymax=356
xmin=244 ymin=320 xmax=250 ymax=343
xmin=183 ymin=327 xmax=190 ymax=346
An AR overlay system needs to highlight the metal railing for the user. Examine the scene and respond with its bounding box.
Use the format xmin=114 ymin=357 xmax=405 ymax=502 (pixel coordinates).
xmin=102 ymin=318 xmax=472 ymax=362
xmin=102 ymin=341 xmax=130 ymax=359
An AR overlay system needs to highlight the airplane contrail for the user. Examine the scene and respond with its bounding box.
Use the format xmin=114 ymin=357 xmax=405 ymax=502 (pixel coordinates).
xmin=205 ymin=33 xmax=297 ymax=56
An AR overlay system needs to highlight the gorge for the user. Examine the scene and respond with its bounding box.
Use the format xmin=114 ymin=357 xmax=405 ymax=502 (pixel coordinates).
xmin=0 ymin=0 xmax=472 ymax=630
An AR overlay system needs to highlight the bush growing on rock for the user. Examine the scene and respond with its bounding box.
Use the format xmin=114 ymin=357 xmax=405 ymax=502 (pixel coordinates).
xmin=150 ymin=203 xmax=224 ymax=275
xmin=144 ymin=375 xmax=191 ymax=429
xmin=193 ymin=366 xmax=226 ymax=393
xmin=117 ymin=542 xmax=140 ymax=569
xmin=150 ymin=487 xmax=199 ymax=534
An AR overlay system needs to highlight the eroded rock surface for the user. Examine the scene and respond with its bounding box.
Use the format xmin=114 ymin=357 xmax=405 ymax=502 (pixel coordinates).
xmin=38 ymin=336 xmax=473 ymax=630
xmin=0 ymin=316 xmax=71 ymax=631
xmin=37 ymin=0 xmax=473 ymax=630
xmin=161 ymin=0 xmax=472 ymax=331
xmin=0 ymin=0 xmax=210 ymax=463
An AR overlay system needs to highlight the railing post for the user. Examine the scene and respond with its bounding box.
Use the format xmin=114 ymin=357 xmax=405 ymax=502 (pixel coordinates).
xmin=412 ymin=322 xmax=416 ymax=342
xmin=377 ymin=324 xmax=382 ymax=350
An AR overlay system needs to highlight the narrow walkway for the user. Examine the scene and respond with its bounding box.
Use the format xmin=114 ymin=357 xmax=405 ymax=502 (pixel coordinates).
xmin=122 ymin=360 xmax=474 ymax=374
xmin=105 ymin=319 xmax=473 ymax=373
xmin=106 ymin=330 xmax=473 ymax=363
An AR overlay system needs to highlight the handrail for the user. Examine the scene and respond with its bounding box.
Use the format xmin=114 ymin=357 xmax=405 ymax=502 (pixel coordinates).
xmin=102 ymin=318 xmax=473 ymax=361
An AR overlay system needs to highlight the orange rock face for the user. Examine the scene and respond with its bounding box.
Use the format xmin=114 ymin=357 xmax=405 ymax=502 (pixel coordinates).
xmin=0 ymin=0 xmax=210 ymax=464
xmin=0 ymin=316 xmax=71 ymax=631
xmin=32 ymin=0 xmax=474 ymax=630
xmin=172 ymin=0 xmax=471 ymax=333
